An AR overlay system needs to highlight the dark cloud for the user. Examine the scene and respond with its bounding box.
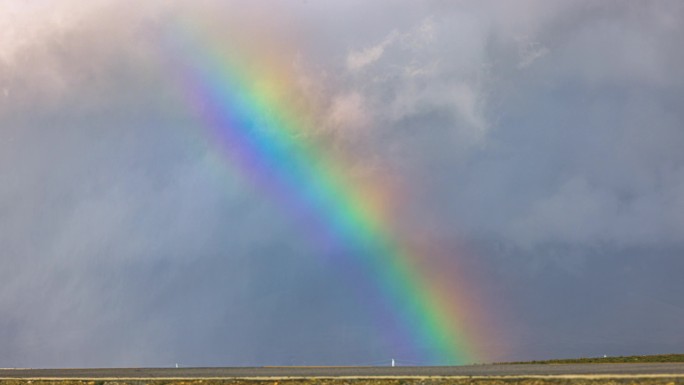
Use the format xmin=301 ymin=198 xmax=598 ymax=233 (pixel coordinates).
xmin=1 ymin=0 xmax=683 ymax=367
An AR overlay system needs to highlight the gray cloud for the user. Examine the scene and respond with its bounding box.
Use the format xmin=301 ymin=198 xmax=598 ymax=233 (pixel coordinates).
xmin=1 ymin=0 xmax=683 ymax=367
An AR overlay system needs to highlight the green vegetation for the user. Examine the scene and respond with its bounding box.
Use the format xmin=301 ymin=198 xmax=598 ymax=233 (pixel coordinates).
xmin=502 ymin=354 xmax=684 ymax=364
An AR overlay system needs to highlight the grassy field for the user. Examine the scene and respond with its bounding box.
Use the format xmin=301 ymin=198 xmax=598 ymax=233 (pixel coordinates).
xmin=503 ymin=354 xmax=684 ymax=364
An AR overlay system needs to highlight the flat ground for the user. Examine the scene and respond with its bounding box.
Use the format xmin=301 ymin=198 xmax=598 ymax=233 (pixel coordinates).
xmin=1 ymin=363 xmax=684 ymax=378
xmin=3 ymin=358 xmax=684 ymax=385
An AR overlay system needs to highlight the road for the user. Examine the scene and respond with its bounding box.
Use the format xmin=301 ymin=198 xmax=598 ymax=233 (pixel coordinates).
xmin=1 ymin=363 xmax=684 ymax=378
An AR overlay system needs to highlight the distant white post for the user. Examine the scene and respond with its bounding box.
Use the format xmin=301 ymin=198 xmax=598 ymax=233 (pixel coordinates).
xmin=391 ymin=358 xmax=395 ymax=367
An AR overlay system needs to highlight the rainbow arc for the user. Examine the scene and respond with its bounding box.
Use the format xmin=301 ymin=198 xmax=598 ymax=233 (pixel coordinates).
xmin=163 ymin=20 xmax=490 ymax=365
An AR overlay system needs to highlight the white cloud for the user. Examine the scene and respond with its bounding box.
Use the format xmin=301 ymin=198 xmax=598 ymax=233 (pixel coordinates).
xmin=346 ymin=31 xmax=398 ymax=71
xmin=517 ymin=40 xmax=549 ymax=69
xmin=342 ymin=15 xmax=492 ymax=152
xmin=326 ymin=91 xmax=369 ymax=133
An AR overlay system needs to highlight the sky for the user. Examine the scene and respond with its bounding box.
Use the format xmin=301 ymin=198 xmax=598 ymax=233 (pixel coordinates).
xmin=1 ymin=0 xmax=684 ymax=367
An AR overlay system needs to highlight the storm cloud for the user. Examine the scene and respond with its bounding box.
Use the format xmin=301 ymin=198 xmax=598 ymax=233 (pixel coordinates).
xmin=1 ymin=0 xmax=683 ymax=367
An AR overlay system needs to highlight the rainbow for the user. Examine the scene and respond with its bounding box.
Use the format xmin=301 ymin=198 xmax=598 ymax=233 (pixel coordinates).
xmin=162 ymin=19 xmax=489 ymax=365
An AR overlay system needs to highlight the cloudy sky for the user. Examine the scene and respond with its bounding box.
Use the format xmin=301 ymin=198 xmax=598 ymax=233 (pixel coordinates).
xmin=1 ymin=0 xmax=684 ymax=367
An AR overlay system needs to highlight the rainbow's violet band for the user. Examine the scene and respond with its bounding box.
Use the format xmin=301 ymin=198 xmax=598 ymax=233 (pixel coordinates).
xmin=164 ymin=24 xmax=483 ymax=365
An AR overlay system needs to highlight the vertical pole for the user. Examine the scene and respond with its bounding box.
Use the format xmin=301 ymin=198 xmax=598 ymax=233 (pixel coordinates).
xmin=391 ymin=358 xmax=395 ymax=367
